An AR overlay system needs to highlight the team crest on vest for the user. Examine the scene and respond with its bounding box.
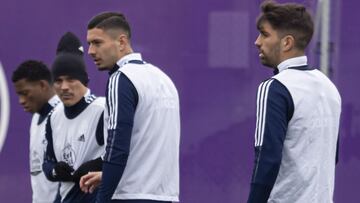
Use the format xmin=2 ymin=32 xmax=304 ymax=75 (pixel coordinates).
xmin=0 ymin=62 xmax=10 ymax=153
xmin=62 ymin=143 xmax=76 ymax=167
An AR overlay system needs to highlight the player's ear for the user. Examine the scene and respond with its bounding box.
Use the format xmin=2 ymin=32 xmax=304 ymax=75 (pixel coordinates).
xmin=281 ymin=35 xmax=295 ymax=52
xmin=117 ymin=34 xmax=128 ymax=51
xmin=38 ymin=80 xmax=49 ymax=90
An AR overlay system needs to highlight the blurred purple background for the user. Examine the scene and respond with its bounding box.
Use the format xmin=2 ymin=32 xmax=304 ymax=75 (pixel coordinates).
xmin=0 ymin=0 xmax=359 ymax=202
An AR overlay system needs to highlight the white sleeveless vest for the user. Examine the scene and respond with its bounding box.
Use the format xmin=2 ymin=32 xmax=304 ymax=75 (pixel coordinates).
xmin=31 ymin=120 xmax=59 ymax=203
xmin=269 ymin=69 xmax=341 ymax=203
xmin=50 ymin=97 xmax=106 ymax=200
xmin=30 ymin=96 xmax=60 ymax=203
xmin=111 ymin=63 xmax=180 ymax=202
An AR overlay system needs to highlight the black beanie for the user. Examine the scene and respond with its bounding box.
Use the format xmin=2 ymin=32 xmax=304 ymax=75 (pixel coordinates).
xmin=52 ymin=53 xmax=89 ymax=86
xmin=56 ymin=32 xmax=84 ymax=56
xmin=52 ymin=32 xmax=89 ymax=86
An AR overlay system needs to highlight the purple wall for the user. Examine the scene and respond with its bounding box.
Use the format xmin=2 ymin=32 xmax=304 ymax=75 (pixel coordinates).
xmin=0 ymin=0 xmax=359 ymax=202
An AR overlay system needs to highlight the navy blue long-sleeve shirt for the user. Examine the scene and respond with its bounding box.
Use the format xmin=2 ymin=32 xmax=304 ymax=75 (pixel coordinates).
xmin=96 ymin=65 xmax=138 ymax=203
xmin=248 ymin=78 xmax=294 ymax=203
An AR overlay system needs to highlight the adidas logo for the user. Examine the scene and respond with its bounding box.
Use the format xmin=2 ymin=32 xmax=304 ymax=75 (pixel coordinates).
xmin=78 ymin=134 xmax=85 ymax=142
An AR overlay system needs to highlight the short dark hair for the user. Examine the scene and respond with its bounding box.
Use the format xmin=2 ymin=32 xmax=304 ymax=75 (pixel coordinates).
xmin=12 ymin=60 xmax=52 ymax=83
xmin=87 ymin=12 xmax=131 ymax=39
xmin=256 ymin=0 xmax=314 ymax=50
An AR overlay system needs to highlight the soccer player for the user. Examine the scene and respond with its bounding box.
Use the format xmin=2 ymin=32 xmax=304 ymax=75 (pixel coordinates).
xmin=12 ymin=60 xmax=61 ymax=203
xmin=248 ymin=1 xmax=342 ymax=202
xmin=80 ymin=12 xmax=181 ymax=203
xmin=42 ymin=32 xmax=106 ymax=203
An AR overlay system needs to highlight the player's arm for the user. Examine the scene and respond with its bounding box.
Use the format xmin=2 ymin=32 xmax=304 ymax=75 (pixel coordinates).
xmin=42 ymin=115 xmax=58 ymax=181
xmin=73 ymin=112 xmax=105 ymax=182
xmin=96 ymin=72 xmax=138 ymax=202
xmin=247 ymin=79 xmax=294 ymax=203
xmin=42 ymin=115 xmax=74 ymax=182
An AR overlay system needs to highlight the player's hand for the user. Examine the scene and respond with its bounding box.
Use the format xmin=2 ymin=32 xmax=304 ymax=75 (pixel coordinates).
xmin=72 ymin=158 xmax=102 ymax=182
xmin=53 ymin=161 xmax=74 ymax=181
xmin=79 ymin=171 xmax=102 ymax=193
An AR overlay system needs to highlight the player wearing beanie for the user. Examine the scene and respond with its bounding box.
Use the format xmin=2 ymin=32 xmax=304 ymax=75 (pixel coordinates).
xmin=56 ymin=32 xmax=84 ymax=56
xmin=42 ymin=31 xmax=106 ymax=203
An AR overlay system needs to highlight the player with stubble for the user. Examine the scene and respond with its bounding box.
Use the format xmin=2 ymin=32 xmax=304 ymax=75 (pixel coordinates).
xmin=248 ymin=1 xmax=341 ymax=202
xmin=80 ymin=12 xmax=181 ymax=203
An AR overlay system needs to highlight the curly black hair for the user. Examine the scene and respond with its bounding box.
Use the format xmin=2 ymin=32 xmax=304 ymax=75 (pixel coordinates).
xmin=12 ymin=60 xmax=52 ymax=83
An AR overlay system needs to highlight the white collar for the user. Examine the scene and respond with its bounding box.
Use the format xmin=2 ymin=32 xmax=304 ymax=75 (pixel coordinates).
xmin=116 ymin=53 xmax=142 ymax=68
xmin=48 ymin=95 xmax=61 ymax=107
xmin=277 ymin=56 xmax=308 ymax=73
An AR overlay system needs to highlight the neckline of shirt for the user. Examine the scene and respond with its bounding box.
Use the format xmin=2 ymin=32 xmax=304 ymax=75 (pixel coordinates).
xmin=63 ymin=88 xmax=93 ymax=119
xmin=48 ymin=95 xmax=61 ymax=107
xmin=116 ymin=53 xmax=142 ymax=68
xmin=277 ymin=56 xmax=308 ymax=73
xmin=109 ymin=53 xmax=142 ymax=75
